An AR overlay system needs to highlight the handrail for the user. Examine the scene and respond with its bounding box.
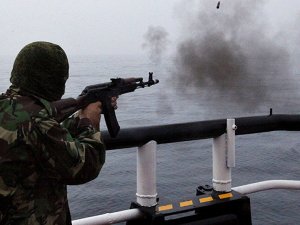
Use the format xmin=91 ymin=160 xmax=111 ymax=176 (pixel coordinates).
xmin=232 ymin=180 xmax=300 ymax=194
xmin=102 ymin=114 xmax=300 ymax=150
xmin=72 ymin=208 xmax=144 ymax=225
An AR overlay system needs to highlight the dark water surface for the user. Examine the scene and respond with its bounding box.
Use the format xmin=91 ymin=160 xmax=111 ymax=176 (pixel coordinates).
xmin=1 ymin=55 xmax=300 ymax=224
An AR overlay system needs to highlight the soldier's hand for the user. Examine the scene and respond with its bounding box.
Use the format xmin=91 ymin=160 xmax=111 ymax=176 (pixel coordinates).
xmin=78 ymin=97 xmax=118 ymax=130
xmin=79 ymin=101 xmax=102 ymax=130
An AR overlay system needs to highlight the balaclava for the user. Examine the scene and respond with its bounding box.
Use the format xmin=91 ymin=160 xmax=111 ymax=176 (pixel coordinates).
xmin=10 ymin=41 xmax=69 ymax=101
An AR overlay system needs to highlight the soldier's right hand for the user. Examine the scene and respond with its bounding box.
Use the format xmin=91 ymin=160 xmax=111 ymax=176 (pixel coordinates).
xmin=78 ymin=97 xmax=118 ymax=130
xmin=79 ymin=101 xmax=102 ymax=130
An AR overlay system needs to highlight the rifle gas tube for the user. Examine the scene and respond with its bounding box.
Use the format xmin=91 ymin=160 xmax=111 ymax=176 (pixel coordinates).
xmin=51 ymin=73 xmax=159 ymax=137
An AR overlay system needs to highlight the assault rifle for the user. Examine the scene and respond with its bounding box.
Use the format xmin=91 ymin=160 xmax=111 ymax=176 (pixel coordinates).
xmin=51 ymin=72 xmax=159 ymax=137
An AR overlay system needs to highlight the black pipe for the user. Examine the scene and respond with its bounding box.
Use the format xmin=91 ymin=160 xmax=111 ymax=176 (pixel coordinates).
xmin=102 ymin=114 xmax=300 ymax=150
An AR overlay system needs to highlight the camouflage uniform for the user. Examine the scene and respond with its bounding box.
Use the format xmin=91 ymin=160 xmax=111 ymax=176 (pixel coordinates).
xmin=0 ymin=42 xmax=106 ymax=224
xmin=0 ymin=87 xmax=105 ymax=225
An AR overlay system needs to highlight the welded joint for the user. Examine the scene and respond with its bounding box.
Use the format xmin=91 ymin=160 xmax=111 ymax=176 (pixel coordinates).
xmin=212 ymin=178 xmax=232 ymax=192
xmin=136 ymin=193 xmax=158 ymax=208
xmin=136 ymin=193 xmax=158 ymax=199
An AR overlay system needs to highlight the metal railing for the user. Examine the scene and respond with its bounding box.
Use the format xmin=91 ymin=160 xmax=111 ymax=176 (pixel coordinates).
xmin=72 ymin=114 xmax=300 ymax=225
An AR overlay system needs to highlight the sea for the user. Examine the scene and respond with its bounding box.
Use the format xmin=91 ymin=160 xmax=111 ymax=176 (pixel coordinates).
xmin=1 ymin=54 xmax=300 ymax=225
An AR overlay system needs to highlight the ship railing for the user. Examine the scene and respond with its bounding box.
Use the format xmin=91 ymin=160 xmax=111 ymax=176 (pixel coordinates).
xmin=72 ymin=114 xmax=300 ymax=225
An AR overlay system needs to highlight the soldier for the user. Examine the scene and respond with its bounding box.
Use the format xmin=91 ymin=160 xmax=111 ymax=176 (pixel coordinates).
xmin=0 ymin=42 xmax=116 ymax=224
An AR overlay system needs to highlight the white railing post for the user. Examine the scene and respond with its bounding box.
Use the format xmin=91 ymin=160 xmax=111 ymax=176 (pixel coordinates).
xmin=136 ymin=140 xmax=158 ymax=207
xmin=212 ymin=119 xmax=236 ymax=192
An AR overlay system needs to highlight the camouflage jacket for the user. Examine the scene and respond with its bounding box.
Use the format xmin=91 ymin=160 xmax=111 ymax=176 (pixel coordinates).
xmin=0 ymin=88 xmax=105 ymax=225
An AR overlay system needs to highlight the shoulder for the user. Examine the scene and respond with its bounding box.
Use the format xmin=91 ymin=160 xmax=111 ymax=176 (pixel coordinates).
xmin=0 ymin=94 xmax=57 ymax=133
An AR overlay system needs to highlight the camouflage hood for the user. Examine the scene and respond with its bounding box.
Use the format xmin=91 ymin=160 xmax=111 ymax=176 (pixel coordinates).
xmin=10 ymin=41 xmax=69 ymax=101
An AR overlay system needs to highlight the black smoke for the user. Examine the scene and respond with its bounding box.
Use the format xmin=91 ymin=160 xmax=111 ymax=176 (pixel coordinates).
xmin=173 ymin=0 xmax=292 ymax=112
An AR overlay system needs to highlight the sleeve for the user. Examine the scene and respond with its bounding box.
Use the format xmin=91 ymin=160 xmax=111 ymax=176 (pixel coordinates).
xmin=28 ymin=111 xmax=106 ymax=185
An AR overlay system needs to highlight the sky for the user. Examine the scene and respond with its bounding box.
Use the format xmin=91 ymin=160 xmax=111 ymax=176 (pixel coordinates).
xmin=0 ymin=0 xmax=300 ymax=57
xmin=0 ymin=0 xmax=180 ymax=56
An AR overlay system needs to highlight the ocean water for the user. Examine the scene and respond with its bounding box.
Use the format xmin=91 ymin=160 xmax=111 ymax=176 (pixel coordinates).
xmin=1 ymin=55 xmax=300 ymax=224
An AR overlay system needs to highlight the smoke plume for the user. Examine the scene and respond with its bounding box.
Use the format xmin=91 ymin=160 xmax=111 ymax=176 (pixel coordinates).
xmin=173 ymin=0 xmax=292 ymax=112
xmin=142 ymin=26 xmax=169 ymax=64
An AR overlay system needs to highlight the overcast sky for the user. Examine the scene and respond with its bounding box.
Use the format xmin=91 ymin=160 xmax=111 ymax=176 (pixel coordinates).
xmin=0 ymin=0 xmax=181 ymax=56
xmin=0 ymin=0 xmax=300 ymax=57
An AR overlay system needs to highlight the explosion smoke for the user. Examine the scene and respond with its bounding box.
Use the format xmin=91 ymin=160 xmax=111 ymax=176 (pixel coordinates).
xmin=142 ymin=26 xmax=169 ymax=64
xmin=173 ymin=0 xmax=291 ymax=112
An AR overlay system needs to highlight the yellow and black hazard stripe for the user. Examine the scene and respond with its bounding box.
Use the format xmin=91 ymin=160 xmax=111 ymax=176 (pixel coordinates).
xmin=157 ymin=192 xmax=234 ymax=213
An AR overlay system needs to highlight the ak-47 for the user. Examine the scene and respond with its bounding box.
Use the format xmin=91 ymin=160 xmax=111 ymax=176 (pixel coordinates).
xmin=51 ymin=72 xmax=159 ymax=137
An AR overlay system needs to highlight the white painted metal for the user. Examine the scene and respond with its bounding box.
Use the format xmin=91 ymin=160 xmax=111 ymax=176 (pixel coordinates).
xmin=212 ymin=134 xmax=232 ymax=192
xmin=136 ymin=140 xmax=158 ymax=206
xmin=233 ymin=180 xmax=300 ymax=194
xmin=72 ymin=208 xmax=144 ymax=225
xmin=226 ymin=119 xmax=236 ymax=168
xmin=212 ymin=119 xmax=236 ymax=192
